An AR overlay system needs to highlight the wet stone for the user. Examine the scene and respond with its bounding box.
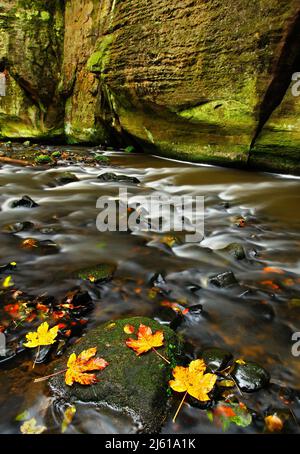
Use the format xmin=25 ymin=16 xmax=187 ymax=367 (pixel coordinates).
xmin=11 ymin=195 xmax=39 ymax=208
xmin=97 ymin=172 xmax=140 ymax=184
xmin=232 ymin=361 xmax=270 ymax=392
xmin=209 ymin=271 xmax=238 ymax=288
xmin=202 ymin=347 xmax=233 ymax=373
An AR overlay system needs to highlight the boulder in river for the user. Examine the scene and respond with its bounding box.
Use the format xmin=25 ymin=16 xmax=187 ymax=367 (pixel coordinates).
xmin=49 ymin=317 xmax=181 ymax=433
xmin=209 ymin=270 xmax=238 ymax=288
xmin=11 ymin=195 xmax=39 ymax=208
xmin=55 ymin=172 xmax=79 ymax=186
xmin=232 ymin=361 xmax=270 ymax=392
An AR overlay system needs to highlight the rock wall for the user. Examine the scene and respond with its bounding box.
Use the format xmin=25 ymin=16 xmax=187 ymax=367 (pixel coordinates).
xmin=0 ymin=0 xmax=300 ymax=173
xmin=0 ymin=0 xmax=64 ymax=139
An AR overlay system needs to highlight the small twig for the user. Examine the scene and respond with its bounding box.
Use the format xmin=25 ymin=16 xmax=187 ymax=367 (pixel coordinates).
xmin=152 ymin=347 xmax=170 ymax=364
xmin=34 ymin=368 xmax=67 ymax=383
xmin=173 ymin=391 xmax=187 ymax=423
xmin=288 ymin=407 xmax=299 ymax=427
xmin=0 ymin=156 xmax=31 ymax=166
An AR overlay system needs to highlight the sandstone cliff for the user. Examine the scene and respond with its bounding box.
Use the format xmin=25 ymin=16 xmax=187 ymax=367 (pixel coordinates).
xmin=0 ymin=0 xmax=299 ymax=173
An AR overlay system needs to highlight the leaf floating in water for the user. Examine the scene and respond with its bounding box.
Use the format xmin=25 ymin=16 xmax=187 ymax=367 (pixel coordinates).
xmin=61 ymin=405 xmax=76 ymax=433
xmin=208 ymin=401 xmax=252 ymax=431
xmin=15 ymin=410 xmax=30 ymax=422
xmin=2 ymin=275 xmax=14 ymax=288
xmin=23 ymin=322 xmax=59 ymax=348
xmin=123 ymin=324 xmax=135 ymax=334
xmin=170 ymin=359 xmax=217 ymax=402
xmin=20 ymin=418 xmax=46 ymax=434
xmin=169 ymin=359 xmax=217 ymax=422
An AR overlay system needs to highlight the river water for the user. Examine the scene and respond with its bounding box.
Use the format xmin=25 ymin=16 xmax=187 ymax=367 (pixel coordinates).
xmin=0 ymin=147 xmax=299 ymax=433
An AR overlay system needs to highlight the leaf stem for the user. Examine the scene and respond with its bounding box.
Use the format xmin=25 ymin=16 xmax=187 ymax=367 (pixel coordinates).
xmin=173 ymin=391 xmax=187 ymax=423
xmin=152 ymin=347 xmax=170 ymax=364
xmin=32 ymin=345 xmax=40 ymax=369
xmin=33 ymin=368 xmax=67 ymax=383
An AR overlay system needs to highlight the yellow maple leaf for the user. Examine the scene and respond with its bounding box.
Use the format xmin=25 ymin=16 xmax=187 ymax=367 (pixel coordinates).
xmin=20 ymin=418 xmax=46 ymax=434
xmin=126 ymin=324 xmax=164 ymax=355
xmin=169 ymin=359 xmax=217 ymax=401
xmin=2 ymin=275 xmax=14 ymax=288
xmin=23 ymin=322 xmax=59 ymax=348
xmin=65 ymin=347 xmax=108 ymax=386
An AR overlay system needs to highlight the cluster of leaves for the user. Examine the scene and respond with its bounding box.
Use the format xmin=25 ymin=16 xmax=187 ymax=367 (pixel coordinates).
xmin=21 ymin=321 xmax=256 ymax=431
xmin=207 ymin=401 xmax=252 ymax=431
xmin=0 ymin=287 xmax=92 ymax=358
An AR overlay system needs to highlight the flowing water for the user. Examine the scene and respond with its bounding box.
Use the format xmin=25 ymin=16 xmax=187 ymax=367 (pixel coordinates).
xmin=0 ymin=146 xmax=299 ymax=433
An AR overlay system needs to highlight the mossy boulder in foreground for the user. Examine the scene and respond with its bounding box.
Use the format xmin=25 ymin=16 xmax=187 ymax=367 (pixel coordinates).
xmin=49 ymin=317 xmax=181 ymax=433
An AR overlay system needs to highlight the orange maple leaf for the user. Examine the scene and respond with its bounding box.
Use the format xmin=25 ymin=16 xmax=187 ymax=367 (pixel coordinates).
xmin=65 ymin=347 xmax=108 ymax=386
xmin=126 ymin=324 xmax=164 ymax=356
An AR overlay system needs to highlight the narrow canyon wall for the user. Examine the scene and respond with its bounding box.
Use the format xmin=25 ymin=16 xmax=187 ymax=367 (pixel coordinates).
xmin=0 ymin=0 xmax=300 ymax=173
xmin=0 ymin=0 xmax=64 ymax=139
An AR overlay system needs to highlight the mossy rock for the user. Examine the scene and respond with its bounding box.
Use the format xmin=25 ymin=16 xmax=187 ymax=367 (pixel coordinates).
xmin=49 ymin=317 xmax=181 ymax=433
xmin=55 ymin=172 xmax=79 ymax=185
xmin=77 ymin=263 xmax=116 ymax=283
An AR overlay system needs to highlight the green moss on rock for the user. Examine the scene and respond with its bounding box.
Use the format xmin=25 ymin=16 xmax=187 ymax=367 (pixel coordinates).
xmin=77 ymin=263 xmax=116 ymax=283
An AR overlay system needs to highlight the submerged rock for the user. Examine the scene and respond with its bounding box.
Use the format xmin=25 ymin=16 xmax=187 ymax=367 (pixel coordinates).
xmin=209 ymin=271 xmax=238 ymax=288
xmin=2 ymin=221 xmax=36 ymax=233
xmin=20 ymin=238 xmax=60 ymax=254
xmin=49 ymin=317 xmax=180 ymax=433
xmin=202 ymin=348 xmax=233 ymax=373
xmin=11 ymin=195 xmax=39 ymax=208
xmin=97 ymin=172 xmax=140 ymax=184
xmin=55 ymin=172 xmax=79 ymax=185
xmin=232 ymin=361 xmax=270 ymax=392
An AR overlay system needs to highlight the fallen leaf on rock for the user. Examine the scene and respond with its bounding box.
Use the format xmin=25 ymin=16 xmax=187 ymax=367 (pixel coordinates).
xmin=65 ymin=347 xmax=108 ymax=386
xmin=20 ymin=418 xmax=46 ymax=434
xmin=123 ymin=324 xmax=135 ymax=334
xmin=24 ymin=322 xmax=59 ymax=348
xmin=126 ymin=324 xmax=164 ymax=355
